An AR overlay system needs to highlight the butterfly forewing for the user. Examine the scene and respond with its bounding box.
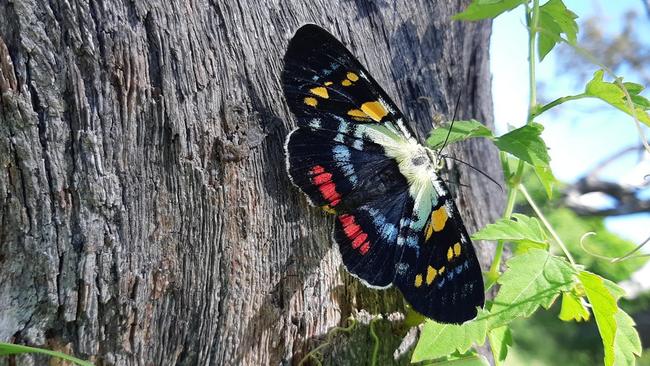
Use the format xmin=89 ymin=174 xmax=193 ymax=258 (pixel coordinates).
xmin=283 ymin=24 xmax=485 ymax=324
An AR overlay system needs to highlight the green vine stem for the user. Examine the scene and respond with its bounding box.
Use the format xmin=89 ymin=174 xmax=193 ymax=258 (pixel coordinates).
xmin=519 ymin=185 xmax=577 ymax=267
xmin=580 ymin=232 xmax=650 ymax=263
xmin=488 ymin=182 xmax=518 ymax=277
xmin=531 ymin=26 xmax=650 ymax=153
xmin=297 ymin=317 xmax=357 ymax=366
xmin=369 ymin=317 xmax=380 ymax=366
xmin=530 ymin=93 xmax=588 ymax=119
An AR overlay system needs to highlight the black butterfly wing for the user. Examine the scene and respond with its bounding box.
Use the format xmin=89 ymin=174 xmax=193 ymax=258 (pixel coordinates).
xmin=283 ymin=23 xmax=413 ymax=211
xmin=284 ymin=24 xmax=414 ymax=288
xmin=393 ymin=178 xmax=485 ymax=324
xmin=283 ymin=24 xmax=414 ymax=137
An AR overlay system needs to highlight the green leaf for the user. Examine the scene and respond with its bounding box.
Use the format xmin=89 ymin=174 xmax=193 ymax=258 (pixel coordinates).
xmin=614 ymin=311 xmax=643 ymax=366
xmin=534 ymin=164 xmax=556 ymax=199
xmin=631 ymin=94 xmax=650 ymax=110
xmin=472 ymin=213 xmax=548 ymax=247
xmin=0 ymin=343 xmax=93 ymax=366
xmin=537 ymin=0 xmax=578 ymax=61
xmin=488 ymin=249 xmax=576 ymax=328
xmin=488 ymin=326 xmax=512 ymax=365
xmin=412 ymin=312 xmax=489 ymax=362
xmin=427 ymin=120 xmax=494 ymax=149
xmin=558 ymin=292 xmax=590 ymax=322
xmin=429 ymin=355 xmax=491 ymax=366
xmin=494 ymin=123 xmax=551 ymax=168
xmin=579 ymin=271 xmax=642 ymax=366
xmin=622 ymin=82 xmax=644 ymax=95
xmin=585 ymin=70 xmax=650 ymax=127
xmin=453 ymin=0 xmax=527 ymax=21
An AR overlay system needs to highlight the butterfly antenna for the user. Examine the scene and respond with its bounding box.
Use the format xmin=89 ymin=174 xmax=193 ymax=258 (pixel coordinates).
xmin=439 ymin=90 xmax=463 ymax=155
xmin=442 ymin=179 xmax=471 ymax=189
xmin=441 ymin=154 xmax=504 ymax=192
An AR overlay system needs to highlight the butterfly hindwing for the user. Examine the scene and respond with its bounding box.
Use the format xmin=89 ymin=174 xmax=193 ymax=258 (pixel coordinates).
xmin=333 ymin=188 xmax=415 ymax=288
xmin=393 ymin=180 xmax=484 ymax=323
xmin=285 ymin=117 xmax=407 ymax=211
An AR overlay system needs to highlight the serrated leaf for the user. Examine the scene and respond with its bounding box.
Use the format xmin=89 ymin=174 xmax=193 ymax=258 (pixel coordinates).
xmin=412 ymin=311 xmax=489 ymax=362
xmin=534 ymin=165 xmax=556 ymax=199
xmin=622 ymin=82 xmax=644 ymax=95
xmin=453 ymin=0 xmax=527 ymax=21
xmin=585 ymin=70 xmax=650 ymax=127
xmin=537 ymin=11 xmax=562 ymax=61
xmin=472 ymin=213 xmax=547 ymax=246
xmin=489 ymin=249 xmax=576 ymax=328
xmin=488 ymin=326 xmax=512 ymax=365
xmin=558 ymin=292 xmax=590 ymax=322
xmin=537 ymin=0 xmax=578 ymax=60
xmin=579 ymin=271 xmax=642 ymax=366
xmin=494 ymin=123 xmax=550 ymax=168
xmin=427 ymin=120 xmax=494 ymax=149
xmin=613 ymin=311 xmax=642 ymax=366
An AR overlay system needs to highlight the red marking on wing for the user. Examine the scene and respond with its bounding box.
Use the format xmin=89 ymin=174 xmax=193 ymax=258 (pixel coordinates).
xmin=359 ymin=242 xmax=370 ymax=255
xmin=310 ymin=165 xmax=342 ymax=207
xmin=310 ymin=165 xmax=325 ymax=175
xmin=339 ymin=214 xmax=354 ymax=227
xmin=338 ymin=214 xmax=371 ymax=256
xmin=352 ymin=233 xmax=367 ymax=249
xmin=313 ymin=172 xmax=332 ymax=185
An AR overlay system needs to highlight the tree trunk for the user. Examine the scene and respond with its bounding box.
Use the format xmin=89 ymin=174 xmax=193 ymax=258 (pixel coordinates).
xmin=0 ymin=0 xmax=503 ymax=364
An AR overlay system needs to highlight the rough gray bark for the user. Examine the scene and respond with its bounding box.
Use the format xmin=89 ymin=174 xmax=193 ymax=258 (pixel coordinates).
xmin=0 ymin=0 xmax=503 ymax=365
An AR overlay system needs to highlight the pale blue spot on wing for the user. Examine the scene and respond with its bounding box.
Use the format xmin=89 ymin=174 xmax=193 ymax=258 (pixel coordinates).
xmin=333 ymin=145 xmax=357 ymax=184
xmin=396 ymin=262 xmax=409 ymax=275
xmin=381 ymin=224 xmax=398 ymax=242
xmin=333 ymin=145 xmax=351 ymax=160
xmin=406 ymin=235 xmax=419 ymax=248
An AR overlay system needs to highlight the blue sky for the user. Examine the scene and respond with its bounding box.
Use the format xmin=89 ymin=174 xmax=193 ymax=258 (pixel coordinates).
xmin=490 ymin=0 xmax=650 ymax=244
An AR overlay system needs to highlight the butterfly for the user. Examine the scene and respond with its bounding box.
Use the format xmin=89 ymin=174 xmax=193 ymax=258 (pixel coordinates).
xmin=282 ymin=24 xmax=484 ymax=324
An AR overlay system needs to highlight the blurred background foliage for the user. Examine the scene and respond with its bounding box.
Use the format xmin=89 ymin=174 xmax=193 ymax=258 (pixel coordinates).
xmin=505 ymin=172 xmax=648 ymax=365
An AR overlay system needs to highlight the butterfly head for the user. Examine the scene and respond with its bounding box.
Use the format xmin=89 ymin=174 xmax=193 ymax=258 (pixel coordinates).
xmin=425 ymin=147 xmax=445 ymax=172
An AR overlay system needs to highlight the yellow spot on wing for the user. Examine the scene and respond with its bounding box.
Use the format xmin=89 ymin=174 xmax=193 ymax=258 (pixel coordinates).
xmin=425 ymin=206 xmax=448 ymax=241
xmin=324 ymin=81 xmax=333 ymax=86
xmin=431 ymin=206 xmax=448 ymax=232
xmin=447 ymin=247 xmax=454 ymax=261
xmin=439 ymin=266 xmax=445 ymax=274
xmin=310 ymin=86 xmax=329 ymax=99
xmin=341 ymin=79 xmax=352 ymax=86
xmin=414 ymin=274 xmax=423 ymax=288
xmin=322 ymin=205 xmax=336 ymax=214
xmin=304 ymin=97 xmax=318 ymax=107
xmin=347 ymin=109 xmax=367 ymax=118
xmin=426 ymin=266 xmax=437 ymax=285
xmin=454 ymin=242 xmax=461 ymax=257
xmin=360 ymin=101 xmax=388 ymax=122
xmin=347 ymin=72 xmax=359 ymax=81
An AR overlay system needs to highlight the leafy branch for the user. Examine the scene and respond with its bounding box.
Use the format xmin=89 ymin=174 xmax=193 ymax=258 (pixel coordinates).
xmin=414 ymin=0 xmax=647 ymax=365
